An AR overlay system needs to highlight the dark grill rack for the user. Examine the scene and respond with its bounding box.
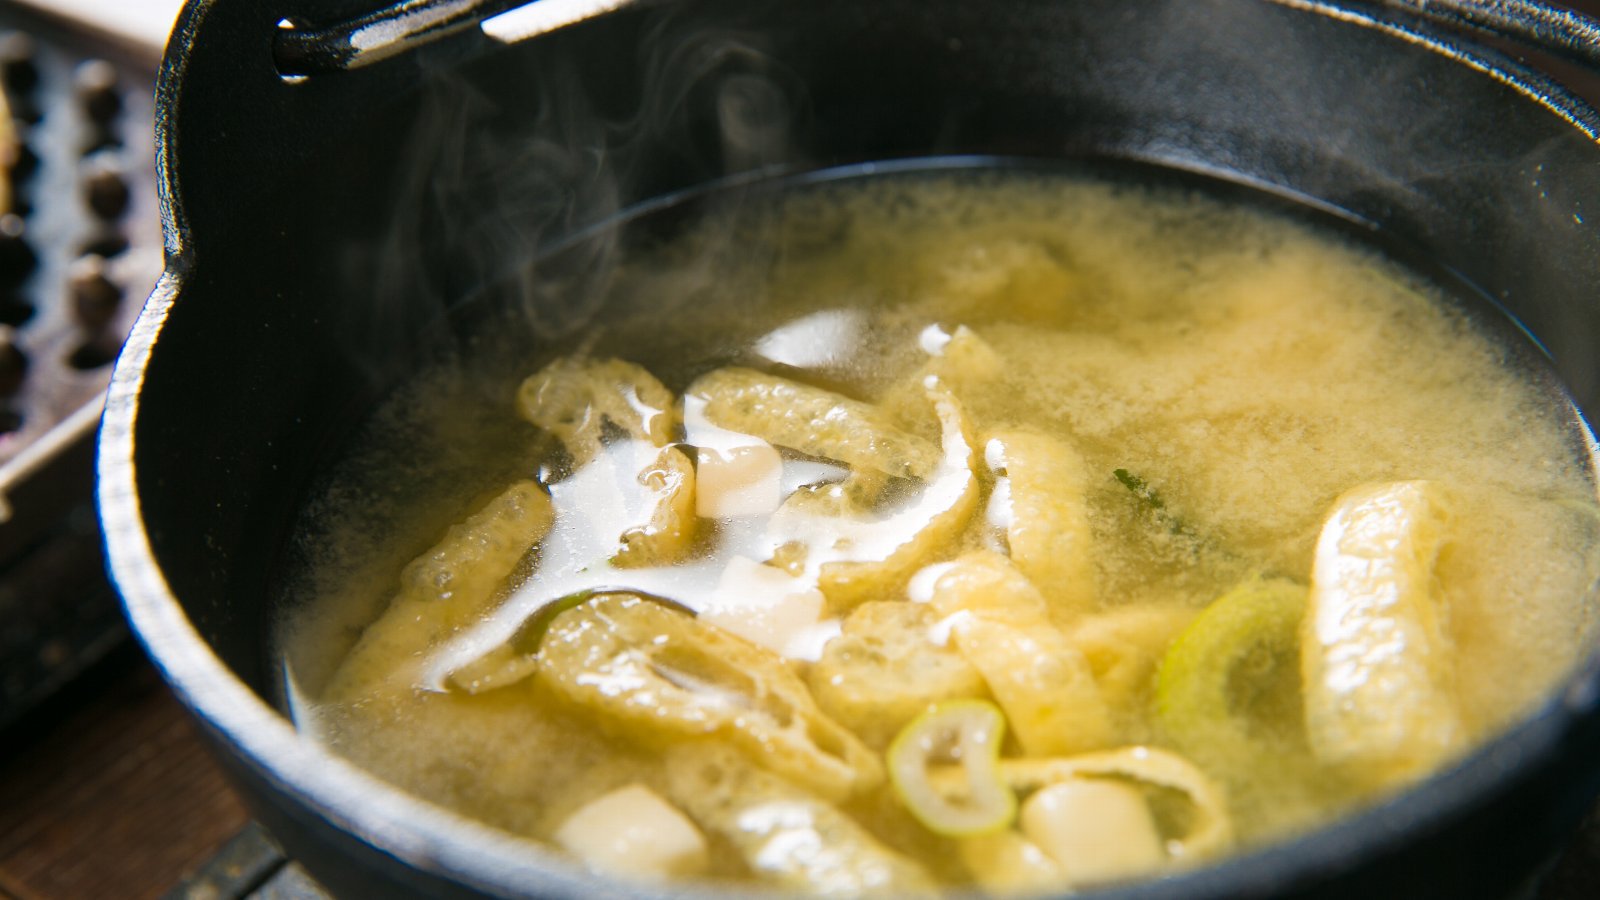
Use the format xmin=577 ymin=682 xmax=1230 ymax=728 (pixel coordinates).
xmin=0 ymin=0 xmax=160 ymax=734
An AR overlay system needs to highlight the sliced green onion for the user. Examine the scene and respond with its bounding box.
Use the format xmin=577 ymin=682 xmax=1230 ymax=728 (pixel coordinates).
xmin=516 ymin=586 xmax=695 ymax=651
xmin=1155 ymin=574 xmax=1307 ymax=769
xmin=888 ymin=699 xmax=1016 ymax=837
xmin=442 ymin=587 xmax=695 ymax=693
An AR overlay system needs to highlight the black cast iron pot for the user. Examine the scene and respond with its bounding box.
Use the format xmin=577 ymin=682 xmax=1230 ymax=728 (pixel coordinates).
xmin=100 ymin=0 xmax=1600 ymax=897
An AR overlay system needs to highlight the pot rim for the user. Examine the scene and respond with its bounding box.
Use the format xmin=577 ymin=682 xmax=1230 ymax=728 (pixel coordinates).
xmin=100 ymin=1 xmax=1600 ymax=897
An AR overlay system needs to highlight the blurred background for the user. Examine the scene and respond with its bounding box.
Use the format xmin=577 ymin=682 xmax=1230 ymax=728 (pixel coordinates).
xmin=2 ymin=1 xmax=1600 ymax=898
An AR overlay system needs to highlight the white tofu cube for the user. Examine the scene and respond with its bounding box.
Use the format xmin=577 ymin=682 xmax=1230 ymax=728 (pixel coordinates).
xmin=1020 ymin=778 xmax=1165 ymax=887
xmin=553 ymin=783 xmax=709 ymax=881
xmin=696 ymin=442 xmax=783 ymax=518
xmin=684 ymin=393 xmax=783 ymax=519
xmin=700 ymin=555 xmax=830 ymax=658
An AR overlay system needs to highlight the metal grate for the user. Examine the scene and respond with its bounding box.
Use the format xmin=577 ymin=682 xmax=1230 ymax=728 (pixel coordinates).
xmin=0 ymin=0 xmax=162 ymax=732
xmin=164 ymin=824 xmax=323 ymax=900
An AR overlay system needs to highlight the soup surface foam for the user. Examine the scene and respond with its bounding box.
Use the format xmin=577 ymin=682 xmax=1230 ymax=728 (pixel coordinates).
xmin=279 ymin=170 xmax=1600 ymax=895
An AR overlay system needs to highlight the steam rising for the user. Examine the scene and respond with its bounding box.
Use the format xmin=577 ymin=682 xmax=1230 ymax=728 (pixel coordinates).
xmin=346 ymin=15 xmax=809 ymax=388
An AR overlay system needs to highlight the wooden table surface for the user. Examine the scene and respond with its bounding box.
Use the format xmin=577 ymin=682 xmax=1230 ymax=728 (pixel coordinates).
xmin=0 ymin=0 xmax=232 ymax=893
xmin=0 ymin=648 xmax=249 ymax=900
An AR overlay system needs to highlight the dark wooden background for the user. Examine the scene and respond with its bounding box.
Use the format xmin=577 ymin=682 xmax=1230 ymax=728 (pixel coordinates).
xmin=0 ymin=649 xmax=248 ymax=899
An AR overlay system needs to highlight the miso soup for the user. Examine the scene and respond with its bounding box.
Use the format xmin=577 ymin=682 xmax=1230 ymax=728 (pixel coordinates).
xmin=278 ymin=169 xmax=1600 ymax=895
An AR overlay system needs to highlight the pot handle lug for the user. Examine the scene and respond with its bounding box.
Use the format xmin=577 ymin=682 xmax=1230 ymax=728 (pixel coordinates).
xmin=273 ymin=0 xmax=635 ymax=77
xmin=274 ymin=1 xmax=1600 ymax=78
xmin=1384 ymin=0 xmax=1600 ymax=70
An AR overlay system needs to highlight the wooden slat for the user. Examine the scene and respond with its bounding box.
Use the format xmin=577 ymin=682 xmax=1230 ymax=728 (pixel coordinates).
xmin=250 ymin=865 xmax=326 ymax=900
xmin=0 ymin=659 xmax=249 ymax=900
xmin=164 ymin=823 xmax=285 ymax=900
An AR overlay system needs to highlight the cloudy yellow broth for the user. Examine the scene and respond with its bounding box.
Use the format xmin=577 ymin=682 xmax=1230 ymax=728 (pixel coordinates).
xmin=277 ymin=170 xmax=1600 ymax=895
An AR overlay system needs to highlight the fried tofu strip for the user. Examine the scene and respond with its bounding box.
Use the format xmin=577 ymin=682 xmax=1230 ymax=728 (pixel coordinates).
xmin=1301 ymin=480 xmax=1465 ymax=791
xmin=985 ymin=429 xmax=1098 ymax=619
xmin=690 ymin=367 xmax=940 ymax=479
xmin=768 ymin=386 xmax=978 ymax=612
xmin=663 ymin=743 xmax=936 ymax=896
xmin=517 ymin=357 xmax=677 ymax=464
xmin=926 ymin=551 xmax=1113 ymax=755
xmin=518 ymin=357 xmax=696 ymax=565
xmin=808 ymin=601 xmax=988 ymax=749
xmin=537 ymin=595 xmax=882 ymax=802
xmin=879 ymin=324 xmax=1006 ymax=427
xmin=613 ymin=445 xmax=696 ymax=567
xmin=1065 ymin=605 xmax=1196 ymax=720
xmin=958 ymin=830 xmax=1066 ymax=897
xmin=325 ymin=480 xmax=553 ymax=701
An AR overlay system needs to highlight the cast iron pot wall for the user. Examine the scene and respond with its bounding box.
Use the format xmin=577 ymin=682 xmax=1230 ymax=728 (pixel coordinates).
xmin=103 ymin=0 xmax=1600 ymax=897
